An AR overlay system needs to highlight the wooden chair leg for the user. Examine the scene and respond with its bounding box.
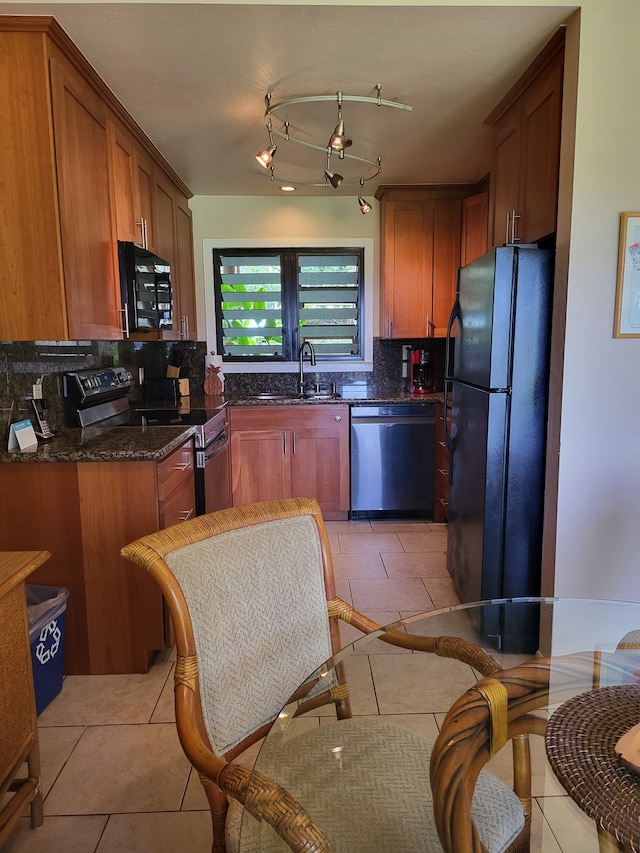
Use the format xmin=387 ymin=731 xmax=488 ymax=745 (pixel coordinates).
xmin=199 ymin=773 xmax=229 ymax=852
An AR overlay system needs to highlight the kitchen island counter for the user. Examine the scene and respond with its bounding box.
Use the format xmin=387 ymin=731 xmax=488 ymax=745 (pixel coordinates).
xmin=0 ymin=425 xmax=195 ymax=464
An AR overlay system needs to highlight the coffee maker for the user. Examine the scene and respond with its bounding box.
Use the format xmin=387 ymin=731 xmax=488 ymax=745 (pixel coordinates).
xmin=409 ymin=348 xmax=435 ymax=394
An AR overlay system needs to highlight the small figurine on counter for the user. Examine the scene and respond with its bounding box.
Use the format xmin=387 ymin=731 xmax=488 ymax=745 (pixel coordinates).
xmin=204 ymin=352 xmax=225 ymax=396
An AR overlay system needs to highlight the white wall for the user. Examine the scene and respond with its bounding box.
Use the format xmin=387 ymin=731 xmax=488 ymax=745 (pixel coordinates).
xmin=190 ymin=0 xmax=640 ymax=603
xmin=190 ymin=194 xmax=380 ymax=369
xmin=553 ymin=0 xmax=640 ymax=600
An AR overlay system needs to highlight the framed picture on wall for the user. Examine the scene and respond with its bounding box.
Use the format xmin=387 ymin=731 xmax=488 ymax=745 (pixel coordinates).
xmin=614 ymin=212 xmax=640 ymax=338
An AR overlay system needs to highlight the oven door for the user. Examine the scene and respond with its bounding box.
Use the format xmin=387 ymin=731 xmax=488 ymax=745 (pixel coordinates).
xmin=195 ymin=429 xmax=232 ymax=515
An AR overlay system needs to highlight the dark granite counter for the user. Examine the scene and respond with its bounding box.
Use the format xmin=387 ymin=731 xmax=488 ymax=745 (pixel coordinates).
xmin=0 ymin=425 xmax=195 ymax=464
xmin=225 ymin=390 xmax=445 ymax=406
xmin=0 ymin=388 xmax=445 ymax=464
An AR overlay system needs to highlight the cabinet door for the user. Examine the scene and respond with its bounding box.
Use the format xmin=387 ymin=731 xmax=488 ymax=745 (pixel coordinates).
xmin=0 ymin=30 xmax=67 ymax=341
xmin=432 ymin=198 xmax=462 ymax=336
xmin=175 ymin=193 xmax=197 ymax=340
xmin=461 ymin=191 xmax=489 ymax=266
xmin=230 ymin=430 xmax=290 ymax=505
xmin=382 ymin=198 xmax=434 ymax=338
xmin=489 ymin=107 xmax=521 ymax=249
xmin=49 ymin=55 xmax=122 ymax=340
xmin=519 ymin=57 xmax=563 ymax=244
xmin=291 ymin=428 xmax=349 ymax=515
xmin=108 ymin=119 xmax=138 ymax=244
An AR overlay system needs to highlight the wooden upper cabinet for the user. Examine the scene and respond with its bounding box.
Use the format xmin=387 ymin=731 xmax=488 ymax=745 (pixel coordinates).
xmin=108 ymin=118 xmax=156 ymax=252
xmin=0 ymin=27 xmax=123 ymax=340
xmin=175 ymin=193 xmax=197 ymax=341
xmin=49 ymin=55 xmax=123 ymax=340
xmin=486 ymin=29 xmax=564 ymax=248
xmin=377 ymin=186 xmax=482 ymax=339
xmin=0 ymin=17 xmax=195 ymax=342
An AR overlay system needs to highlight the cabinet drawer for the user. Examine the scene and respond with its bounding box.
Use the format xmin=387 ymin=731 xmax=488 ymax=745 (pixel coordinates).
xmin=159 ymin=471 xmax=195 ymax=529
xmin=230 ymin=405 xmax=348 ymax=431
xmin=157 ymin=441 xmax=194 ymax=502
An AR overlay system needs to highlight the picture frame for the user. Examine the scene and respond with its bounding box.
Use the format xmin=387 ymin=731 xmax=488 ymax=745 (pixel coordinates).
xmin=614 ymin=212 xmax=640 ymax=338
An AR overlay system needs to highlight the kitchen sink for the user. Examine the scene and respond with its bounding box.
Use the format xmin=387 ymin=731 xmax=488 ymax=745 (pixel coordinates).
xmin=303 ymin=390 xmax=341 ymax=399
xmin=249 ymin=391 xmax=342 ymax=401
xmin=249 ymin=393 xmax=300 ymax=400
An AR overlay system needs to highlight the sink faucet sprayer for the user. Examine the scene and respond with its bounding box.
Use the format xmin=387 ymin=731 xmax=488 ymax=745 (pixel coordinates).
xmin=298 ymin=339 xmax=316 ymax=394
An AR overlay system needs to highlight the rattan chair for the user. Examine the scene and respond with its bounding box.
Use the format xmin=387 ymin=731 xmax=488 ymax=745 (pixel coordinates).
xmin=122 ymin=497 xmax=528 ymax=853
xmin=430 ymin=650 xmax=634 ymax=853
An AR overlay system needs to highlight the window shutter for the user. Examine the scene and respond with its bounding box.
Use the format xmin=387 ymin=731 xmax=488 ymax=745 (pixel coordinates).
xmin=297 ymin=253 xmax=361 ymax=357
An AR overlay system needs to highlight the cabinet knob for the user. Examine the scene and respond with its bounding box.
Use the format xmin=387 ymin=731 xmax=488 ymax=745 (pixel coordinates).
xmin=335 ymin=415 xmax=342 ymax=422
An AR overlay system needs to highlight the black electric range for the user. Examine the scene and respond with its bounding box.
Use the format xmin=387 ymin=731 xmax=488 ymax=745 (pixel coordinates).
xmin=63 ymin=368 xmax=227 ymax=448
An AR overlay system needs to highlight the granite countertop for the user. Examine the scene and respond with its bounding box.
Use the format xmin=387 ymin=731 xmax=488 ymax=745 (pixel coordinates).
xmin=225 ymin=390 xmax=445 ymax=406
xmin=0 ymin=425 xmax=195 ymax=464
xmin=0 ymin=389 xmax=445 ymax=464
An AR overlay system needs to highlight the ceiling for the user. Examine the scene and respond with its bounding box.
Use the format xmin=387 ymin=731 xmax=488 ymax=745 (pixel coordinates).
xmin=1 ymin=3 xmax=576 ymax=197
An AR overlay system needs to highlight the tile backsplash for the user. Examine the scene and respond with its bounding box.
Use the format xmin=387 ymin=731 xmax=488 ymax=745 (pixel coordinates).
xmin=1 ymin=337 xmax=446 ymax=442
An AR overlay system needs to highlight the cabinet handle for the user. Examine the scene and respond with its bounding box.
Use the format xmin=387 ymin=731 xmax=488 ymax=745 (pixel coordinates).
xmin=292 ymin=431 xmax=296 ymax=455
xmin=283 ymin=433 xmax=287 ymax=455
xmin=179 ymin=315 xmax=190 ymax=340
xmin=505 ymin=211 xmax=511 ymax=245
xmin=510 ymin=209 xmax=521 ymax=243
xmin=136 ymin=218 xmax=148 ymax=250
xmin=438 ymin=468 xmax=448 ymax=476
xmin=438 ymin=440 xmax=447 ymax=448
xmin=174 ymin=462 xmax=191 ymax=471
xmin=426 ymin=315 xmax=435 ymax=337
xmin=178 ymin=507 xmax=194 ymax=521
xmin=439 ymin=498 xmax=449 ymax=507
xmin=120 ymin=305 xmax=130 ymax=339
xmin=335 ymin=415 xmax=342 ymax=422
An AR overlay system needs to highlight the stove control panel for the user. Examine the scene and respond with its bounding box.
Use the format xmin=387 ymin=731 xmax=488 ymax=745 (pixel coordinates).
xmin=63 ymin=367 xmax=133 ymax=404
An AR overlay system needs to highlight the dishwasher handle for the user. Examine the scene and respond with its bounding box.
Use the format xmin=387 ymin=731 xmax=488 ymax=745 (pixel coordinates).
xmin=196 ymin=430 xmax=230 ymax=468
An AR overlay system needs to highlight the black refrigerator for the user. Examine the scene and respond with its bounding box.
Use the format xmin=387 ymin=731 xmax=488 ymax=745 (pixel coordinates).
xmin=444 ymin=245 xmax=553 ymax=653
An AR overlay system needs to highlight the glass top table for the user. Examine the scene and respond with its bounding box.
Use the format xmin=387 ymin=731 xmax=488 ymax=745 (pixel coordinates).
xmin=237 ymin=597 xmax=640 ymax=853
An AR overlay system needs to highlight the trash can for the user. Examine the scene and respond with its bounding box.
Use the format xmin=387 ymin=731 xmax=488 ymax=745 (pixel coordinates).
xmin=26 ymin=585 xmax=69 ymax=715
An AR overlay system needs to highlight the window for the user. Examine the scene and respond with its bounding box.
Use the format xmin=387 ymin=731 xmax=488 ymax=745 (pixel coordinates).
xmin=213 ymin=248 xmax=363 ymax=362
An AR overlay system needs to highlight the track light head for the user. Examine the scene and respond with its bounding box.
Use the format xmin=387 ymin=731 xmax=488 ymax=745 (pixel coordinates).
xmin=256 ymin=144 xmax=277 ymax=168
xmin=328 ymin=118 xmax=345 ymax=151
xmin=358 ymin=196 xmax=372 ymax=214
xmin=324 ymin=169 xmax=343 ymax=188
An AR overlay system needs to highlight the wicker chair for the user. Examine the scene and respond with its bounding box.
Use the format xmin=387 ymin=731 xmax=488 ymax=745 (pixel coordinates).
xmin=122 ymin=497 xmax=528 ymax=853
xmin=430 ymin=650 xmax=634 ymax=853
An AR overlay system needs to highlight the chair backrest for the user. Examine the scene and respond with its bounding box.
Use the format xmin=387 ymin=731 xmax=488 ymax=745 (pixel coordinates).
xmin=122 ymin=498 xmax=338 ymax=756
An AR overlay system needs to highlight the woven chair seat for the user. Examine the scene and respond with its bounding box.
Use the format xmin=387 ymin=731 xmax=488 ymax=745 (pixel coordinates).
xmin=227 ymin=718 xmax=524 ymax=853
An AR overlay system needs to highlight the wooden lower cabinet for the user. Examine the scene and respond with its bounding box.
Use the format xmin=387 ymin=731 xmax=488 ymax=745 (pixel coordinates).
xmin=0 ymin=439 xmax=195 ymax=674
xmin=434 ymin=401 xmax=451 ymax=524
xmin=230 ymin=406 xmax=349 ymax=520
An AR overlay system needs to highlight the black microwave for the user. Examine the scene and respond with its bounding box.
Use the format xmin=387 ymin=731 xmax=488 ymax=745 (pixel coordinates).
xmin=118 ymin=241 xmax=174 ymax=333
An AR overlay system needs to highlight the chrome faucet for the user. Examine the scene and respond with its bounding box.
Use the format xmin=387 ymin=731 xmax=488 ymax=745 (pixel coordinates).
xmin=298 ymin=339 xmax=316 ymax=395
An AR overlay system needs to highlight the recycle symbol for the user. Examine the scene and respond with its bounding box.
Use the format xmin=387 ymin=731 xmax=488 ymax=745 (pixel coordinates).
xmin=35 ymin=619 xmax=61 ymax=665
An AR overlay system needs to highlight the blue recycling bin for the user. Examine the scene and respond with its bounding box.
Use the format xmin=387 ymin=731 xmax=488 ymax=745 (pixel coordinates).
xmin=26 ymin=585 xmax=69 ymax=715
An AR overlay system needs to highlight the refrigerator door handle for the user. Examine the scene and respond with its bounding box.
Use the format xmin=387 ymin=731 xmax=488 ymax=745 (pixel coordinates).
xmin=444 ymin=295 xmax=461 ymax=382
xmin=442 ymin=376 xmax=453 ymax=459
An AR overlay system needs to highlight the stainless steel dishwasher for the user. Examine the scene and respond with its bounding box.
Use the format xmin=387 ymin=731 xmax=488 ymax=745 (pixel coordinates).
xmin=350 ymin=403 xmax=436 ymax=518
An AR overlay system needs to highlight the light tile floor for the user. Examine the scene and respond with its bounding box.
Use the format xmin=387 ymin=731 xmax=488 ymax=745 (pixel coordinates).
xmin=5 ymin=518 xmax=599 ymax=852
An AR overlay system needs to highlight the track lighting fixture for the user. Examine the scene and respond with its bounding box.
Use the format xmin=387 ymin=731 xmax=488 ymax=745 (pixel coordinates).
xmin=254 ymin=84 xmax=412 ymax=206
